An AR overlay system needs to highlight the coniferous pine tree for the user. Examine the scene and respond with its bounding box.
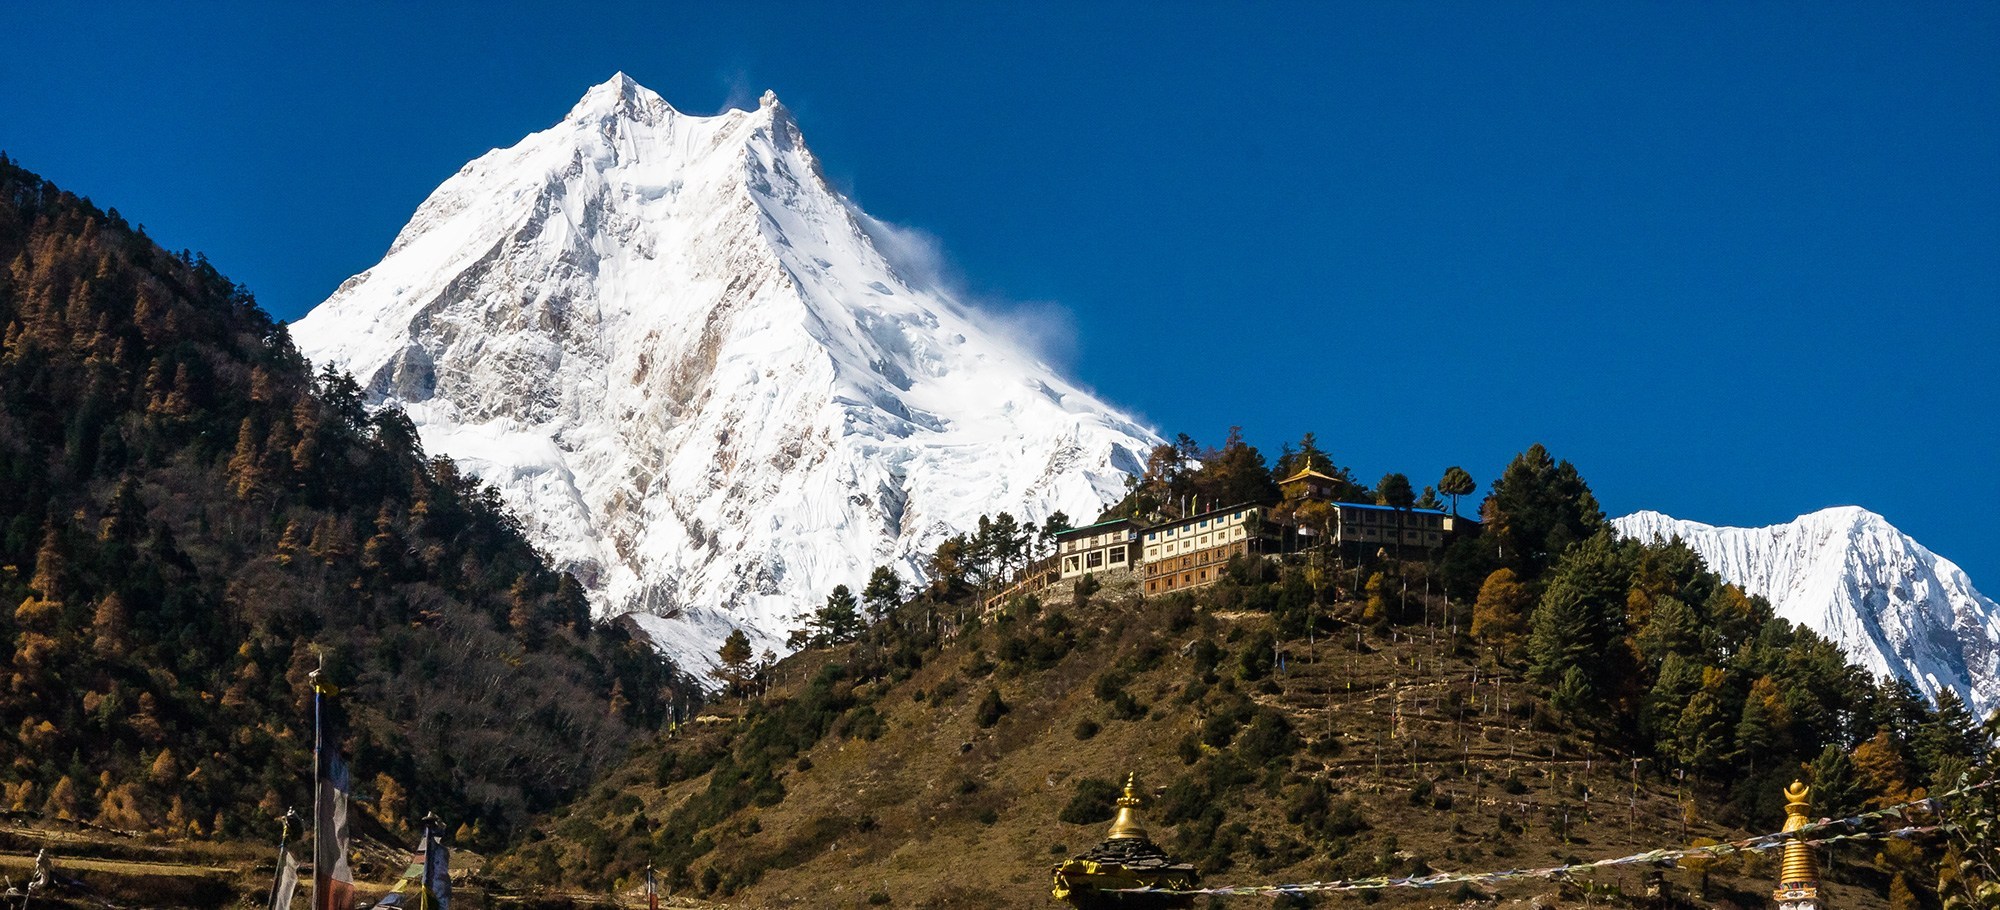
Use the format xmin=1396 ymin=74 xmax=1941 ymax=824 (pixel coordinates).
xmin=813 ymin=585 xmax=864 ymax=646
xmin=1483 ymin=444 xmax=1606 ymax=578
xmin=1525 ymin=532 xmax=1631 ymax=696
xmin=715 ymin=629 xmax=755 ymax=695
xmin=1438 ymin=466 xmax=1476 ymax=517
xmin=1375 ymin=473 xmax=1415 ymax=508
xmin=861 ymin=566 xmax=902 ymax=623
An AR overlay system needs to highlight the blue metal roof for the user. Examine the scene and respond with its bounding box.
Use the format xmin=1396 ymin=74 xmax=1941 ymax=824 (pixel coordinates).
xmin=1334 ymin=502 xmax=1451 ymax=516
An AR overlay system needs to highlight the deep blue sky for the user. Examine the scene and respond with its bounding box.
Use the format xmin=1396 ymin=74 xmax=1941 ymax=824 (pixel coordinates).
xmin=6 ymin=3 xmax=1997 ymax=582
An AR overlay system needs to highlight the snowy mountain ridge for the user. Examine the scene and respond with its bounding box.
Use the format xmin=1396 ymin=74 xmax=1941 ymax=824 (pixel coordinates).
xmin=292 ymin=74 xmax=1157 ymax=669
xmin=1613 ymin=507 xmax=1999 ymax=716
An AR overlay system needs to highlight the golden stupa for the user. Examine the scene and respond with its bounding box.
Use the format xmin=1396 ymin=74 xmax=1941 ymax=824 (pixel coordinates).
xmin=1772 ymin=780 xmax=1824 ymax=910
xmin=1051 ymin=774 xmax=1199 ymax=908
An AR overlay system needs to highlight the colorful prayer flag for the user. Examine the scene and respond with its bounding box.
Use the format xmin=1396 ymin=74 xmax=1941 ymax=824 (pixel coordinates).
xmin=423 ymin=828 xmax=450 ymax=910
xmin=314 ymin=750 xmax=355 ymax=910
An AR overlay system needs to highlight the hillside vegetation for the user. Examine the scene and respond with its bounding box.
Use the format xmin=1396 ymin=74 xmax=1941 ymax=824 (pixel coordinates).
xmin=0 ymin=156 xmax=694 ymax=855
xmin=493 ymin=439 xmax=1992 ymax=909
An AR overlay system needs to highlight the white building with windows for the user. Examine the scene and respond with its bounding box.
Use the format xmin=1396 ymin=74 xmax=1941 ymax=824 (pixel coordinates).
xmin=1055 ymin=518 xmax=1146 ymax=579
xmin=1140 ymin=505 xmax=1279 ymax=594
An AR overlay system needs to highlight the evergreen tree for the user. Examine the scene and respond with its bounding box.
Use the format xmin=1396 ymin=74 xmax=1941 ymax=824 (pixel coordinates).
xmin=812 ymin=585 xmax=865 ymax=646
xmin=1552 ymin=665 xmax=1595 ymax=718
xmin=1634 ymin=594 xmax=1701 ymax=665
xmin=1525 ymin=533 xmax=1631 ymax=696
xmin=1037 ymin=511 xmax=1073 ymax=557
xmin=1374 ymin=473 xmax=1415 ymax=509
xmin=1915 ymin=690 xmax=1982 ymax=785
xmin=975 ymin=687 xmax=1008 ymax=727
xmin=1672 ymin=681 xmax=1734 ymax=775
xmin=1937 ymin=711 xmax=2000 ymax=910
xmin=861 ymin=566 xmax=902 ymax=623
xmin=975 ymin=512 xmax=1030 ymax=580
xmin=1437 ymin=466 xmax=1476 ymax=517
xmin=1198 ymin=427 xmax=1280 ymax=508
xmin=1483 ymin=444 xmax=1606 ymax=578
xmin=1414 ymin=485 xmax=1443 ymax=511
xmin=1732 ymin=675 xmax=1789 ymax=770
xmin=1807 ymin=743 xmax=1864 ymax=818
xmin=715 ymin=629 xmax=755 ymax=695
xmin=1647 ymin=653 xmax=1704 ymax=746
xmin=925 ymin=533 xmax=974 ymax=599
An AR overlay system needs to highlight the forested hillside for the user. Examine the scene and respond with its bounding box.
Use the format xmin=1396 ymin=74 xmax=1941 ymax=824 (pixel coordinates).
xmin=495 ymin=437 xmax=1994 ymax=909
xmin=0 ymin=156 xmax=694 ymax=848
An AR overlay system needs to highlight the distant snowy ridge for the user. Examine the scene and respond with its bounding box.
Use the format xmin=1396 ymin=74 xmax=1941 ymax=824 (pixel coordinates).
xmin=293 ymin=74 xmax=1157 ymax=671
xmin=1613 ymin=507 xmax=1999 ymax=716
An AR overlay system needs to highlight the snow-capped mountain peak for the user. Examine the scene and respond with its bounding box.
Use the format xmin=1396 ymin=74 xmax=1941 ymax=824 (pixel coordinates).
xmin=1613 ymin=507 xmax=1999 ymax=716
xmin=568 ymin=71 xmax=677 ymax=122
xmin=292 ymin=76 xmax=1157 ymax=672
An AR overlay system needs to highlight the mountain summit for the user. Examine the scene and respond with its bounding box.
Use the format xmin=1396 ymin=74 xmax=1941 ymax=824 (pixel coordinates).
xmin=1614 ymin=507 xmax=1999 ymax=715
xmin=293 ymin=75 xmax=1157 ymax=667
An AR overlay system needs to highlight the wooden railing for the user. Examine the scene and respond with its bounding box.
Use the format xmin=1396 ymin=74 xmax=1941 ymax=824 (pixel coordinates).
xmin=981 ymin=554 xmax=1061 ymax=614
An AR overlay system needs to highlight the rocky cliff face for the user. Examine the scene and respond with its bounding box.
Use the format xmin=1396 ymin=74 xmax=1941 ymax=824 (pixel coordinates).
xmin=1615 ymin=507 xmax=1999 ymax=715
xmin=293 ymin=74 xmax=1156 ymax=668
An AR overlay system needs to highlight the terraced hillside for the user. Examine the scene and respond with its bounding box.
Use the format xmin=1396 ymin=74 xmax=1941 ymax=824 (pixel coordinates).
xmin=490 ymin=556 xmax=1944 ymax=909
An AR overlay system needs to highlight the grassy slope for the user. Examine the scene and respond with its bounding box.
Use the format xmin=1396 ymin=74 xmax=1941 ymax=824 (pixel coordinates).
xmin=494 ymin=568 xmax=1898 ymax=910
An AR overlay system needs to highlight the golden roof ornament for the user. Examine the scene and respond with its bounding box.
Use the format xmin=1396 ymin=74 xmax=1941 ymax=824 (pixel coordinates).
xmin=1106 ymin=774 xmax=1148 ymax=840
xmin=1773 ymin=780 xmax=1824 ymax=910
xmin=1052 ymin=773 xmax=1199 ymax=908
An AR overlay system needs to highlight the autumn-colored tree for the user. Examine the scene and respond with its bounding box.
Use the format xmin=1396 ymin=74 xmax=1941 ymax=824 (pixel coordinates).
xmin=275 ymin=519 xmax=305 ymax=566
xmin=226 ymin=417 xmax=264 ymax=500
xmin=96 ymin=782 xmax=146 ymax=830
xmin=45 ymin=775 xmax=83 ymax=821
xmin=1362 ymin=572 xmax=1388 ymax=627
xmin=1852 ymin=730 xmax=1914 ymax=808
xmin=374 ymin=773 xmax=410 ymax=834
xmin=15 ymin=526 xmax=66 ymax=630
xmin=1470 ymin=568 xmax=1530 ymax=657
xmin=89 ymin=593 xmax=130 ymax=659
xmin=161 ymin=362 xmax=195 ymax=417
xmin=608 ymin=679 xmax=631 ymax=720
xmin=1889 ymin=872 xmax=1919 ymax=910
xmin=148 ymin=748 xmax=180 ymax=785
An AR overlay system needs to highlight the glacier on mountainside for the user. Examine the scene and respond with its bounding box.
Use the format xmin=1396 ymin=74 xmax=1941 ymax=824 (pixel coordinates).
xmin=1614 ymin=507 xmax=1999 ymax=717
xmin=292 ymin=74 xmax=1157 ymax=671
